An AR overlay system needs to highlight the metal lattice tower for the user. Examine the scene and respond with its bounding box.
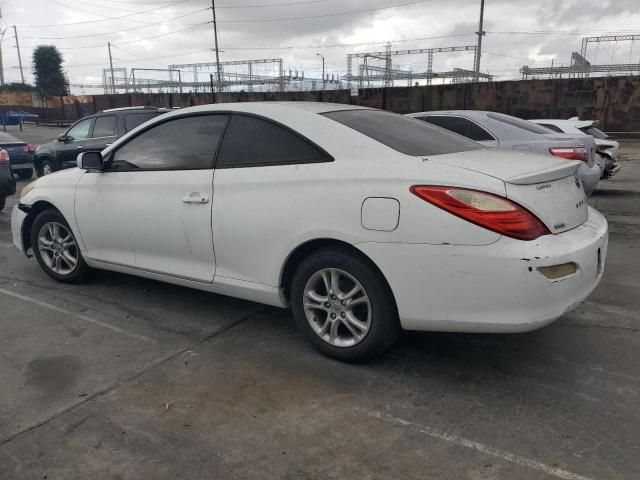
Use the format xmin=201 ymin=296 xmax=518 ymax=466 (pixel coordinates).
xmin=346 ymin=45 xmax=483 ymax=87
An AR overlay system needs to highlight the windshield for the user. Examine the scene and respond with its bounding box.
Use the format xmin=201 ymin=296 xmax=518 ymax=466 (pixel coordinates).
xmin=322 ymin=109 xmax=480 ymax=156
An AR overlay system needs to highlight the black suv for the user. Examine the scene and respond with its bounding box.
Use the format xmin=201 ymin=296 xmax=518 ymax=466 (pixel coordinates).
xmin=35 ymin=106 xmax=170 ymax=176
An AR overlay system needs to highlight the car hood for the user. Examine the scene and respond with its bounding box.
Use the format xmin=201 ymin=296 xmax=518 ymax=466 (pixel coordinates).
xmin=31 ymin=166 xmax=84 ymax=189
xmin=428 ymin=148 xmax=581 ymax=185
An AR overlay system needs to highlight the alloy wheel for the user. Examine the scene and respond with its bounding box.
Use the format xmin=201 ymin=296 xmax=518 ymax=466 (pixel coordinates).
xmin=303 ymin=268 xmax=372 ymax=348
xmin=37 ymin=222 xmax=79 ymax=275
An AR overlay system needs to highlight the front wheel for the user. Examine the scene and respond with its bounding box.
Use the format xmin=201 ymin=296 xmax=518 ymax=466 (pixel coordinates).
xmin=38 ymin=159 xmax=54 ymax=177
xmin=291 ymin=247 xmax=400 ymax=363
xmin=31 ymin=209 xmax=92 ymax=283
xmin=0 ymin=195 xmax=5 ymax=212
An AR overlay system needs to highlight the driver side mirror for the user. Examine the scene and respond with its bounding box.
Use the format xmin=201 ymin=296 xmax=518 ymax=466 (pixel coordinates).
xmin=77 ymin=151 xmax=104 ymax=171
xmin=58 ymin=134 xmax=69 ymax=143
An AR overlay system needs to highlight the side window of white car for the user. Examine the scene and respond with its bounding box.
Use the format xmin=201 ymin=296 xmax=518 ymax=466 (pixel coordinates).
xmin=216 ymin=114 xmax=332 ymax=168
xmin=109 ymin=114 xmax=230 ymax=171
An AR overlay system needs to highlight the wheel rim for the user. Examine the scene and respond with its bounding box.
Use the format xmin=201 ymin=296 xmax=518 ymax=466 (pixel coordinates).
xmin=303 ymin=268 xmax=372 ymax=348
xmin=42 ymin=163 xmax=52 ymax=175
xmin=37 ymin=222 xmax=79 ymax=275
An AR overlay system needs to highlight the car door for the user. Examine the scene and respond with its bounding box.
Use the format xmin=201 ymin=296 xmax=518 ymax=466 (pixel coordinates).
xmin=74 ymin=114 xmax=230 ymax=283
xmin=58 ymin=117 xmax=95 ymax=167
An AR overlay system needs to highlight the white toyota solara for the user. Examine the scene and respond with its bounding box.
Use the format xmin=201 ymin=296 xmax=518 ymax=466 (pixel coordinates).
xmin=12 ymin=102 xmax=608 ymax=362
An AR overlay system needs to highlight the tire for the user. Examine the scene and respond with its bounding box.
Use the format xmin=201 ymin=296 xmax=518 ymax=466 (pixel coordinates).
xmin=17 ymin=168 xmax=33 ymax=180
xmin=38 ymin=159 xmax=54 ymax=177
xmin=31 ymin=209 xmax=92 ymax=284
xmin=0 ymin=195 xmax=5 ymax=212
xmin=290 ymin=247 xmax=400 ymax=363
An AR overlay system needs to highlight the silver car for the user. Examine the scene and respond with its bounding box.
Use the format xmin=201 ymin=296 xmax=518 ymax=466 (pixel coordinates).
xmin=407 ymin=110 xmax=601 ymax=196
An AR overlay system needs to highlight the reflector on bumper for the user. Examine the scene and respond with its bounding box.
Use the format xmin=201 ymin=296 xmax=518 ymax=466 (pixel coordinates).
xmin=538 ymin=262 xmax=578 ymax=280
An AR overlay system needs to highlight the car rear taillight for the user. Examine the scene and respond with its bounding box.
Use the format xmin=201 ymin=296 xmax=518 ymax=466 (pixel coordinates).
xmin=410 ymin=186 xmax=550 ymax=241
xmin=0 ymin=149 xmax=9 ymax=165
xmin=23 ymin=144 xmax=36 ymax=153
xmin=549 ymin=147 xmax=587 ymax=162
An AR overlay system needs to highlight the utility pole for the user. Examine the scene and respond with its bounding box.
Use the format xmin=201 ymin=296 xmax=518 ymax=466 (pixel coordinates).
xmin=316 ymin=53 xmax=325 ymax=90
xmin=13 ymin=25 xmax=25 ymax=84
xmin=0 ymin=9 xmax=6 ymax=86
xmin=474 ymin=0 xmax=485 ymax=81
xmin=108 ymin=42 xmax=116 ymax=94
xmin=211 ymin=0 xmax=222 ymax=93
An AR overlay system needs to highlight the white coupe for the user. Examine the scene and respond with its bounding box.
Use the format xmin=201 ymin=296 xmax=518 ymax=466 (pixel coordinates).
xmin=12 ymin=103 xmax=609 ymax=362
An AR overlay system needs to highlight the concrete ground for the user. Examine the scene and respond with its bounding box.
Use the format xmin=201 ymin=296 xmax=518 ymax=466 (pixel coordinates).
xmin=0 ymin=125 xmax=639 ymax=480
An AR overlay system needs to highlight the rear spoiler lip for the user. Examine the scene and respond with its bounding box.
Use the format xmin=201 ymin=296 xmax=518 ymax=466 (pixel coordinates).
xmin=505 ymin=161 xmax=581 ymax=185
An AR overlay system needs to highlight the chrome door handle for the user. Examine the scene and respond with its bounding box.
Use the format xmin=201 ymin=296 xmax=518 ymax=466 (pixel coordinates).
xmin=182 ymin=193 xmax=210 ymax=204
xmin=77 ymin=145 xmax=84 ymax=149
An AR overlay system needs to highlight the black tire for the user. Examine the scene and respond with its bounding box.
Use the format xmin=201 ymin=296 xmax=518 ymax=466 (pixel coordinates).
xmin=38 ymin=159 xmax=54 ymax=177
xmin=17 ymin=168 xmax=33 ymax=180
xmin=291 ymin=247 xmax=400 ymax=363
xmin=0 ymin=195 xmax=5 ymax=212
xmin=31 ymin=208 xmax=92 ymax=284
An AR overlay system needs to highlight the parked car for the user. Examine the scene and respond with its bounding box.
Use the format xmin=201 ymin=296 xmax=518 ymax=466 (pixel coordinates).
xmin=35 ymin=106 xmax=170 ymax=176
xmin=0 ymin=148 xmax=16 ymax=212
xmin=408 ymin=110 xmax=602 ymax=195
xmin=12 ymin=103 xmax=608 ymax=362
xmin=0 ymin=131 xmax=35 ymax=180
xmin=531 ymin=118 xmax=621 ymax=179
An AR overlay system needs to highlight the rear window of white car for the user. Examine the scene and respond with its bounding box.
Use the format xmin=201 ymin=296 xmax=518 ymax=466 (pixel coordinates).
xmin=486 ymin=112 xmax=552 ymax=134
xmin=322 ymin=110 xmax=480 ymax=156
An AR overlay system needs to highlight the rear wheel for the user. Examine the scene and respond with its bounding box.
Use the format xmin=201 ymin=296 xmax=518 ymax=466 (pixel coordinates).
xmin=291 ymin=247 xmax=399 ymax=363
xmin=31 ymin=209 xmax=92 ymax=283
xmin=0 ymin=195 xmax=5 ymax=212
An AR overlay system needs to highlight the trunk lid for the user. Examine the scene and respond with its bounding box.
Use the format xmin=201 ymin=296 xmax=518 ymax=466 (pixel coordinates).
xmin=428 ymin=148 xmax=588 ymax=234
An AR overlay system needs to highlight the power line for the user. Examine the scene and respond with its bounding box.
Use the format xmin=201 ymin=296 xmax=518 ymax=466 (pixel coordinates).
xmin=214 ymin=0 xmax=431 ymax=23
xmin=21 ymin=10 xmax=209 ymax=39
xmin=17 ymin=0 xmax=192 ymax=28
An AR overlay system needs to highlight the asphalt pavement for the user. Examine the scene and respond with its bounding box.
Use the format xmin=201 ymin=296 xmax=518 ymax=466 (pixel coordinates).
xmin=0 ymin=124 xmax=639 ymax=480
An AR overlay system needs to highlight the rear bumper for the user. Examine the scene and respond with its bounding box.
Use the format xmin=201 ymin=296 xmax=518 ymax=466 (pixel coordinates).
xmin=0 ymin=168 xmax=16 ymax=196
xmin=357 ymin=207 xmax=608 ymax=333
xmin=578 ymin=162 xmax=601 ymax=196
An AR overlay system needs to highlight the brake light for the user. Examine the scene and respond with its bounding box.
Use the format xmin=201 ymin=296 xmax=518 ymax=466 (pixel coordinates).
xmin=410 ymin=186 xmax=550 ymax=241
xmin=549 ymin=147 xmax=587 ymax=162
xmin=23 ymin=144 xmax=36 ymax=153
xmin=0 ymin=149 xmax=9 ymax=165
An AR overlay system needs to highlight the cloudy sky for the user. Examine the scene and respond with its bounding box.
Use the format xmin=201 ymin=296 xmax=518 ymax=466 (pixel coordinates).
xmin=1 ymin=0 xmax=639 ymax=93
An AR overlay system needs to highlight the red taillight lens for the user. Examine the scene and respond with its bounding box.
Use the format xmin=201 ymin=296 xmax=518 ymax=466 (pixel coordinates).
xmin=23 ymin=144 xmax=36 ymax=153
xmin=549 ymin=147 xmax=587 ymax=162
xmin=0 ymin=149 xmax=9 ymax=165
xmin=410 ymin=186 xmax=550 ymax=241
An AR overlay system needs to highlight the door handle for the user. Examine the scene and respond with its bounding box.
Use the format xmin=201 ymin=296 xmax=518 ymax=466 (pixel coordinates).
xmin=77 ymin=145 xmax=84 ymax=149
xmin=182 ymin=193 xmax=210 ymax=204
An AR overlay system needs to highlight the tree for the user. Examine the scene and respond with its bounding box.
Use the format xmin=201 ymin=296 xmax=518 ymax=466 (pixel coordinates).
xmin=32 ymin=45 xmax=69 ymax=97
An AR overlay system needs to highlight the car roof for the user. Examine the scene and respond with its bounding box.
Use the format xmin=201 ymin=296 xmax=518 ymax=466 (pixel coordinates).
xmin=154 ymin=101 xmax=370 ymax=117
xmin=100 ymin=106 xmax=171 ymax=113
xmin=408 ymin=110 xmax=498 ymax=119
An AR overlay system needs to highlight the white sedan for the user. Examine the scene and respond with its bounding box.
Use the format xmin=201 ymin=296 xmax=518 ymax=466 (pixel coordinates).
xmin=12 ymin=103 xmax=608 ymax=362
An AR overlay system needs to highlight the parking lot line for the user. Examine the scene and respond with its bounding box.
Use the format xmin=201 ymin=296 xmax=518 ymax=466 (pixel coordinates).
xmin=365 ymin=410 xmax=595 ymax=480
xmin=0 ymin=287 xmax=157 ymax=344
